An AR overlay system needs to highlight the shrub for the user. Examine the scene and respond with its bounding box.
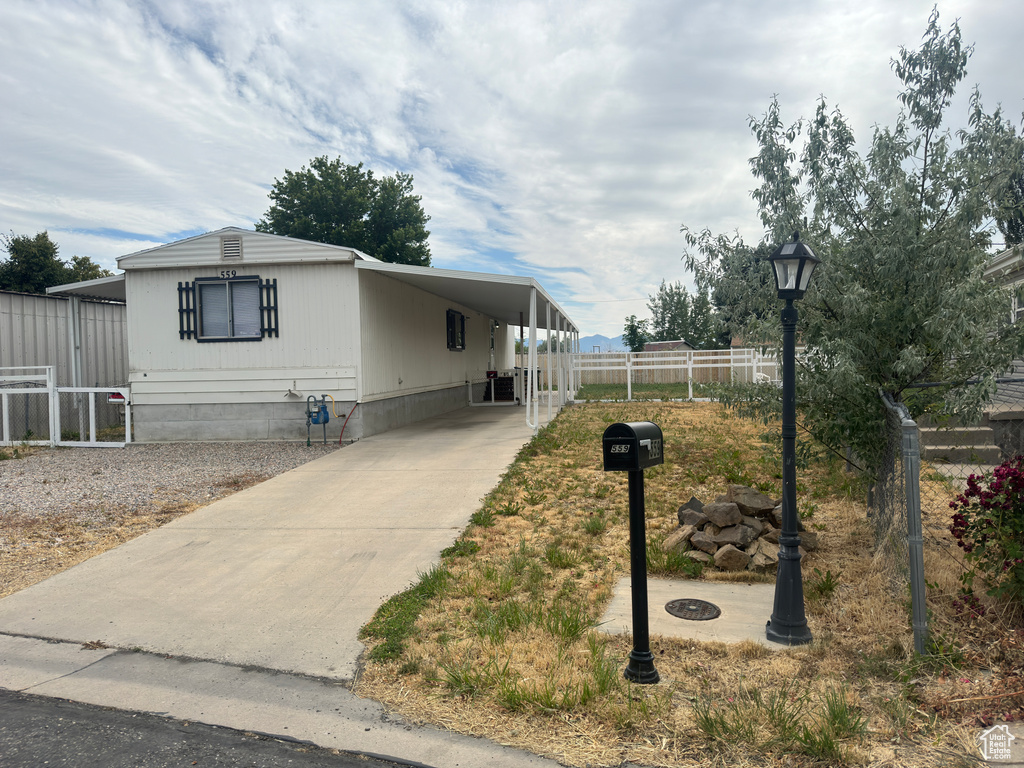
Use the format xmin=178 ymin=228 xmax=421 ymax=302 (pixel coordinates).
xmin=949 ymin=456 xmax=1024 ymax=603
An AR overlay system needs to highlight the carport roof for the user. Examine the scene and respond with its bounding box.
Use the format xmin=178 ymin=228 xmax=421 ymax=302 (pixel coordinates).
xmin=46 ymin=274 xmax=126 ymax=302
xmin=355 ymin=260 xmax=576 ymax=331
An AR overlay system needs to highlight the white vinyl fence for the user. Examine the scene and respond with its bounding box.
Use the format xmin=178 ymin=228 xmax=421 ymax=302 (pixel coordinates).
xmin=566 ymin=348 xmax=785 ymax=400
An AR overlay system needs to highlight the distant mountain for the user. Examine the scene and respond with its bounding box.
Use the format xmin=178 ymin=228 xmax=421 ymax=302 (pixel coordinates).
xmin=578 ymin=334 xmax=623 ymax=352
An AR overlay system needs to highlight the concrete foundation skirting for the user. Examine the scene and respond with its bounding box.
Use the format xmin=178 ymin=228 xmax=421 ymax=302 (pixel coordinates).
xmin=132 ymin=386 xmax=469 ymax=442
xmin=357 ymin=386 xmax=468 ymax=438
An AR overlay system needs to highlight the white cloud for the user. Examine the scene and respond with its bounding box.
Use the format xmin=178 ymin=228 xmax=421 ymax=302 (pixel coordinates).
xmin=1 ymin=0 xmax=1020 ymax=334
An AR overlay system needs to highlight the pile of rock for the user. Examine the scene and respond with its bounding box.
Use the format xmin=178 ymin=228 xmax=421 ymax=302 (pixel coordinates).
xmin=662 ymin=484 xmax=819 ymax=573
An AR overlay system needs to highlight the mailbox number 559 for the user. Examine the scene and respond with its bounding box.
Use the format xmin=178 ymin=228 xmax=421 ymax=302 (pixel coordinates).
xmin=610 ymin=444 xmax=630 ymax=454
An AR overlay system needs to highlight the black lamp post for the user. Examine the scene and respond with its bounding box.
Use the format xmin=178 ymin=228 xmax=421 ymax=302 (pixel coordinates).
xmin=766 ymin=232 xmax=819 ymax=647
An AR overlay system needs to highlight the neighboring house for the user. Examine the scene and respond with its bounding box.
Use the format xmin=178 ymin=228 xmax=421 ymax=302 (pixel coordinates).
xmin=50 ymin=228 xmax=577 ymax=442
xmin=643 ymin=339 xmax=694 ymax=352
xmin=985 ymin=244 xmax=1024 ymax=322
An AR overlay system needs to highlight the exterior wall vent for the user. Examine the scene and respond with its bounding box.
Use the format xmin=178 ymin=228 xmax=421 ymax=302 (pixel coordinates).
xmin=221 ymin=237 xmax=243 ymax=260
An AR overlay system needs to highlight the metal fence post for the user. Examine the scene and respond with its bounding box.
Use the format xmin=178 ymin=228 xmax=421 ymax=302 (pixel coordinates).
xmin=902 ymin=414 xmax=929 ymax=655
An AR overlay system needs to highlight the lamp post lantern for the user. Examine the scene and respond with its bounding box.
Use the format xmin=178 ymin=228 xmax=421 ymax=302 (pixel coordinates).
xmin=766 ymin=232 xmax=819 ymax=647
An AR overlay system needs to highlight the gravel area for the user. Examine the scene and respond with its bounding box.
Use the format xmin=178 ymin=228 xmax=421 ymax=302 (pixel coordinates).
xmin=0 ymin=442 xmax=341 ymax=521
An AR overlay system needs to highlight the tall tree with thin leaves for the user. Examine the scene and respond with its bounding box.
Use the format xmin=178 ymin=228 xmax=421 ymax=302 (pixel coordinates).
xmin=682 ymin=10 xmax=1024 ymax=473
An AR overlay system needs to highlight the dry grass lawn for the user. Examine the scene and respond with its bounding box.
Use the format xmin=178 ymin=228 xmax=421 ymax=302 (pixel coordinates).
xmin=357 ymin=401 xmax=1024 ymax=767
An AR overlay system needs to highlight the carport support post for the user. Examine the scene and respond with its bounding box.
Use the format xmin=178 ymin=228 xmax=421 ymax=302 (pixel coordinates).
xmin=546 ymin=302 xmax=552 ymax=423
xmin=557 ymin=313 xmax=565 ymax=409
xmin=625 ymin=468 xmax=659 ymax=684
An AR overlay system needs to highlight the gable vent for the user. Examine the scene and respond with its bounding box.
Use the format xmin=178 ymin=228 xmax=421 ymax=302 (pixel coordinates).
xmin=221 ymin=237 xmax=243 ymax=259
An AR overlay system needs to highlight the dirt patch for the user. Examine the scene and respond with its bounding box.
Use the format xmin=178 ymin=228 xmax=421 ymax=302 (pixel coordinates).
xmin=0 ymin=442 xmax=338 ymax=599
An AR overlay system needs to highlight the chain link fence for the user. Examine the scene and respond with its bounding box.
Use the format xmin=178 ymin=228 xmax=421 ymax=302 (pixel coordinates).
xmin=56 ymin=390 xmax=126 ymax=442
xmin=0 ymin=383 xmax=53 ymax=444
xmin=874 ymin=393 xmax=929 ymax=653
xmin=869 ymin=376 xmax=1024 ymax=653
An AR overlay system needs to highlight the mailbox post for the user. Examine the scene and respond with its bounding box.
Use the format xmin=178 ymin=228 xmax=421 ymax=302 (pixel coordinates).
xmin=602 ymin=421 xmax=663 ymax=685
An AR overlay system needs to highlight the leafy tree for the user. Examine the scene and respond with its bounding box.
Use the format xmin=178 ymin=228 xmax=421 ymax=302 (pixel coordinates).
xmin=683 ymin=10 xmax=1024 ymax=473
xmin=365 ymin=173 xmax=432 ymax=266
xmin=622 ymin=315 xmax=649 ymax=352
xmin=631 ymin=281 xmax=725 ymax=349
xmin=995 ymin=156 xmax=1024 ymax=246
xmin=67 ymin=255 xmax=112 ymax=283
xmin=256 ymin=157 xmax=432 ymax=266
xmin=647 ymin=280 xmax=691 ymax=342
xmin=537 ymin=334 xmax=568 ymax=354
xmin=0 ymin=231 xmax=111 ymax=294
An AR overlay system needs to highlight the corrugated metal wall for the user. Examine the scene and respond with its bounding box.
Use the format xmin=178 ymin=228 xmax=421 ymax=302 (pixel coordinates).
xmin=0 ymin=291 xmax=127 ymax=386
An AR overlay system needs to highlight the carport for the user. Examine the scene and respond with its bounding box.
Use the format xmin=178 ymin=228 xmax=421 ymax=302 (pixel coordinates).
xmin=354 ymin=259 xmax=579 ymax=431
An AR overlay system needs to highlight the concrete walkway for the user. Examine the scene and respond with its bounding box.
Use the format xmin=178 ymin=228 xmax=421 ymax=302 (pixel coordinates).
xmin=0 ymin=406 xmax=562 ymax=767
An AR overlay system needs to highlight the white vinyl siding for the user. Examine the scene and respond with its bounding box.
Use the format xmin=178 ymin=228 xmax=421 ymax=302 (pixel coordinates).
xmin=358 ymin=270 xmax=494 ymax=399
xmin=119 ymin=228 xmax=361 ymax=270
xmin=127 ymin=263 xmax=360 ymax=407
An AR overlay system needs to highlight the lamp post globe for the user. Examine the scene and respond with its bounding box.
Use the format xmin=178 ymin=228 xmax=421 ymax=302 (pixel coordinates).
xmin=766 ymin=232 xmax=817 ymax=646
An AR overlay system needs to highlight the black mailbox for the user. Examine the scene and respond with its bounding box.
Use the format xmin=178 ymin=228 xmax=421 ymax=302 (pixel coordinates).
xmin=602 ymin=421 xmax=664 ymax=472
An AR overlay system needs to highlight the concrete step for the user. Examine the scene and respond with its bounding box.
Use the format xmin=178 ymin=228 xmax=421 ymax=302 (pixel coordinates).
xmin=921 ymin=444 xmax=1005 ymax=464
xmin=918 ymin=426 xmax=996 ymax=447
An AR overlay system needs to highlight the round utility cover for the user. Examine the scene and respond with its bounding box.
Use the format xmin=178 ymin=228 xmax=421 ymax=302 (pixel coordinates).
xmin=665 ymin=598 xmax=721 ymax=621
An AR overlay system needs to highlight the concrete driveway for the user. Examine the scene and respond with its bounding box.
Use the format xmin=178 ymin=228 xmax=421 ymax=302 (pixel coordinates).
xmin=0 ymin=405 xmax=548 ymax=681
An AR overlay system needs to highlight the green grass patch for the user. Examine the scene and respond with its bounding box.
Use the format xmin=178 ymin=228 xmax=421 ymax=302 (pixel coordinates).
xmin=646 ymin=536 xmax=704 ymax=578
xmin=441 ymin=539 xmax=480 ymax=558
xmin=693 ymin=683 xmax=865 ymax=763
xmin=359 ymin=564 xmax=451 ymax=662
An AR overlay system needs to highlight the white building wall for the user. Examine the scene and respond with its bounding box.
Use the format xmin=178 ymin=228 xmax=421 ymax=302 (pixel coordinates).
xmin=496 ymin=322 xmax=515 ymax=370
xmin=127 ymin=261 xmax=361 ymax=440
xmin=127 ymin=261 xmax=360 ymax=405
xmin=358 ymin=270 xmax=497 ymax=400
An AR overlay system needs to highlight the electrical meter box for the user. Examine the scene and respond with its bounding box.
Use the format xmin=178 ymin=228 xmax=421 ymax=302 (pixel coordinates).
xmin=602 ymin=421 xmax=664 ymax=472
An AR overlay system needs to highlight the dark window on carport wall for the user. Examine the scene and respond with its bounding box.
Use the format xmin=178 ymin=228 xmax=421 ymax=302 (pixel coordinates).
xmin=446 ymin=309 xmax=465 ymax=350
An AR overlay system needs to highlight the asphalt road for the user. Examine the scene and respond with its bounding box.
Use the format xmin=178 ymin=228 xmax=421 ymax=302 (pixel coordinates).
xmin=0 ymin=688 xmax=414 ymax=768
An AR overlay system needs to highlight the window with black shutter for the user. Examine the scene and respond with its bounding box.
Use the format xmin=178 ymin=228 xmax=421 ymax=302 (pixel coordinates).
xmin=178 ymin=276 xmax=279 ymax=341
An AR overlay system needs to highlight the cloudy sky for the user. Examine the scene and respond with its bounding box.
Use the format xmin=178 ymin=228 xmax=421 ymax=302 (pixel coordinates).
xmin=2 ymin=0 xmax=1021 ymax=337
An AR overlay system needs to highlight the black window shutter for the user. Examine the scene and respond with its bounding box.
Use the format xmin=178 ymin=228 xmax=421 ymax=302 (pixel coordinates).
xmin=261 ymin=278 xmax=279 ymax=338
xmin=178 ymin=281 xmax=196 ymax=339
